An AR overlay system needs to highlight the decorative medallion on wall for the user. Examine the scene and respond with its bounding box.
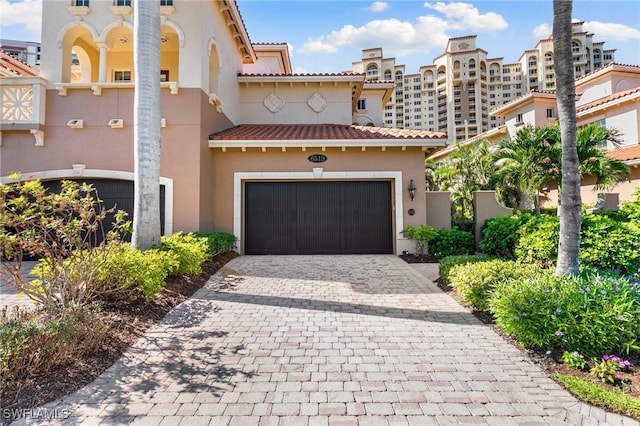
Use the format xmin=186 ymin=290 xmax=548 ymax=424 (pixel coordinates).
xmin=307 ymin=92 xmax=328 ymax=113
xmin=263 ymin=92 xmax=285 ymax=113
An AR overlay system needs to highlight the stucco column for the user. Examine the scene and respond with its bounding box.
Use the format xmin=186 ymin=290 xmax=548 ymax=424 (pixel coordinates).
xmin=98 ymin=42 xmax=107 ymax=82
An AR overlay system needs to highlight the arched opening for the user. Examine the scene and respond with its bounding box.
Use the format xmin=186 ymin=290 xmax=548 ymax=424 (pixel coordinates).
xmin=453 ymin=60 xmax=461 ymax=70
xmin=61 ymin=26 xmax=99 ymax=83
xmin=423 ymin=70 xmax=433 ymax=82
xmin=383 ymin=69 xmax=392 ymax=80
xmin=104 ymin=25 xmax=134 ymax=82
xmin=366 ymin=63 xmax=378 ymax=77
xmin=468 ymin=59 xmax=476 ymax=69
xmin=160 ymin=25 xmax=180 ymax=83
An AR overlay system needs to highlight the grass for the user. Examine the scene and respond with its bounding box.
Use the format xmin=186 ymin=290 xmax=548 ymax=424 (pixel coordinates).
xmin=553 ymin=373 xmax=640 ymax=419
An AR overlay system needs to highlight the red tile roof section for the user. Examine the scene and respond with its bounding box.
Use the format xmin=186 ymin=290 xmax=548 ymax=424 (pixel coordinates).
xmin=607 ymin=145 xmax=640 ymax=162
xmin=0 ymin=50 xmax=38 ymax=76
xmin=238 ymin=72 xmax=363 ymax=77
xmin=210 ymin=124 xmax=447 ymax=141
xmin=576 ymin=86 xmax=640 ymax=113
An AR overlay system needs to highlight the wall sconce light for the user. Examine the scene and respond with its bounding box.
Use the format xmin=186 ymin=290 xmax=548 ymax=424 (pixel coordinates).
xmin=408 ymin=179 xmax=417 ymax=201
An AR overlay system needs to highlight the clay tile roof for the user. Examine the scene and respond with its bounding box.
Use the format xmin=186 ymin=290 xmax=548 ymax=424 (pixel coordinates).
xmin=607 ymin=145 xmax=640 ymax=162
xmin=576 ymin=86 xmax=640 ymax=113
xmin=238 ymin=72 xmax=362 ymax=77
xmin=210 ymin=124 xmax=447 ymax=141
xmin=0 ymin=50 xmax=38 ymax=76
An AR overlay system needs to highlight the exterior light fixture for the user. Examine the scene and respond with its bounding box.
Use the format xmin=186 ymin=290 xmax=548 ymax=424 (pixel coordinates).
xmin=408 ymin=179 xmax=417 ymax=201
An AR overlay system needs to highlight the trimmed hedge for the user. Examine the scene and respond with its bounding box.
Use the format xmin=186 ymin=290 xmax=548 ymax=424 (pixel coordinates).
xmin=439 ymin=255 xmax=494 ymax=286
xmin=431 ymin=228 xmax=475 ymax=259
xmin=448 ymin=259 xmax=543 ymax=312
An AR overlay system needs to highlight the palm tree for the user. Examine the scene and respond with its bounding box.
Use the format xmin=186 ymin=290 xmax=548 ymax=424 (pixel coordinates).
xmin=553 ymin=0 xmax=581 ymax=276
xmin=435 ymin=140 xmax=494 ymax=219
xmin=575 ymin=124 xmax=630 ymax=190
xmin=132 ymin=0 xmax=162 ymax=250
xmin=492 ymin=125 xmax=558 ymax=214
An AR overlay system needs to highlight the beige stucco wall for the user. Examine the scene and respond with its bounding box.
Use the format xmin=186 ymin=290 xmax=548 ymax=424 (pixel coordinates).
xmin=473 ymin=190 xmax=514 ymax=249
xmin=425 ymin=191 xmax=452 ymax=230
xmin=238 ymin=84 xmax=353 ymax=125
xmin=0 ymin=87 xmax=236 ymax=233
xmin=208 ymin=147 xmax=428 ymax=253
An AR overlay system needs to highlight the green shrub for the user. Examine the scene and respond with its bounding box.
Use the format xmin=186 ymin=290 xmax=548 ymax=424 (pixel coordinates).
xmin=490 ymin=273 xmax=640 ymax=356
xmin=400 ymin=225 xmax=437 ymax=255
xmin=620 ymin=187 xmax=640 ymax=222
xmin=430 ymin=228 xmax=474 ymax=259
xmin=160 ymin=232 xmax=210 ymax=275
xmin=1 ymin=178 xmax=130 ymax=309
xmin=0 ymin=306 xmax=106 ymax=385
xmin=194 ymin=231 xmax=237 ymax=256
xmin=93 ymin=244 xmax=179 ymax=300
xmin=448 ymin=260 xmax=543 ymax=312
xmin=439 ymin=255 xmax=494 ymax=286
xmin=514 ymin=214 xmax=559 ymax=268
xmin=452 ymin=217 xmax=474 ymax=233
xmin=480 ymin=213 xmax=531 ymax=259
xmin=580 ymin=215 xmax=640 ymax=276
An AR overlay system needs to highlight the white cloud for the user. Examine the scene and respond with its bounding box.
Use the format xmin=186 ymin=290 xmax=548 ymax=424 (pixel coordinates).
xmin=301 ymin=1 xmax=507 ymax=56
xmin=293 ymin=66 xmax=309 ymax=74
xmin=532 ymin=23 xmax=552 ymax=40
xmin=582 ymin=21 xmax=640 ymax=42
xmin=424 ymin=2 xmax=508 ymax=32
xmin=367 ymin=2 xmax=389 ymax=13
xmin=0 ymin=0 xmax=42 ymax=40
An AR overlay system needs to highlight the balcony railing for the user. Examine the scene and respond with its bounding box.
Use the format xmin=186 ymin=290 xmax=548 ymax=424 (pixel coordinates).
xmin=0 ymin=77 xmax=46 ymax=145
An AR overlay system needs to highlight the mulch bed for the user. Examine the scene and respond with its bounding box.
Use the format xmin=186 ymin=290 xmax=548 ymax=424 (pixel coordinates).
xmin=398 ymin=253 xmax=439 ymax=263
xmin=1 ymin=251 xmax=237 ymax=415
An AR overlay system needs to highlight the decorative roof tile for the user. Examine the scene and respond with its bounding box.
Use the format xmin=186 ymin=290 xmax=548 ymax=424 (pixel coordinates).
xmin=210 ymin=124 xmax=446 ymax=141
xmin=576 ymin=86 xmax=640 ymax=113
xmin=607 ymin=145 xmax=640 ymax=162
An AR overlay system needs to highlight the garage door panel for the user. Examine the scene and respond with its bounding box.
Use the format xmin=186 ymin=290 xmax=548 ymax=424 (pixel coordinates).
xmin=245 ymin=181 xmax=392 ymax=255
xmin=245 ymin=182 xmax=297 ymax=254
xmin=297 ymin=182 xmax=341 ymax=253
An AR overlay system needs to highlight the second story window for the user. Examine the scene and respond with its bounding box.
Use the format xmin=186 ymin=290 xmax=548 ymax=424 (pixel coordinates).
xmin=160 ymin=0 xmax=173 ymax=5
xmin=114 ymin=70 xmax=132 ymax=82
xmin=114 ymin=0 xmax=131 ymax=6
xmin=357 ymin=99 xmax=366 ymax=110
xmin=74 ymin=0 xmax=89 ymax=6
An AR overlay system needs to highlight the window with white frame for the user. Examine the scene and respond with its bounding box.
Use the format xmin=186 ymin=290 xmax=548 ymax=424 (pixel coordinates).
xmin=114 ymin=70 xmax=132 ymax=81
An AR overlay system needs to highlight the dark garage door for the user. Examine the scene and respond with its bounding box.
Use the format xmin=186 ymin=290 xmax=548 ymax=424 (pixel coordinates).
xmin=245 ymin=181 xmax=393 ymax=254
xmin=43 ymin=179 xmax=165 ymax=241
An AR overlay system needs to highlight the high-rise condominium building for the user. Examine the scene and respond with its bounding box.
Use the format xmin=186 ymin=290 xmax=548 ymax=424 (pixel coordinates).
xmin=352 ymin=22 xmax=616 ymax=143
xmin=0 ymin=39 xmax=41 ymax=68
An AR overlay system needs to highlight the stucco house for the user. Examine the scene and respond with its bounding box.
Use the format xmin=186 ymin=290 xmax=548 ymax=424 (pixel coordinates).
xmin=490 ymin=63 xmax=640 ymax=206
xmin=0 ymin=0 xmax=447 ymax=255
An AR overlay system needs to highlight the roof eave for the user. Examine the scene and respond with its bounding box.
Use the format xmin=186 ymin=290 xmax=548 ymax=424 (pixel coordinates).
xmin=208 ymin=139 xmax=446 ymax=150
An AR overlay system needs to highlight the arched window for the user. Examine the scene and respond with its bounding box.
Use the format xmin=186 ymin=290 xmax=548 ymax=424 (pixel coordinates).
xmin=366 ymin=63 xmax=378 ymax=76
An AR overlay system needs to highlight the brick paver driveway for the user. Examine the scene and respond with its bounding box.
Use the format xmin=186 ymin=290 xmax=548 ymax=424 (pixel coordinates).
xmin=17 ymin=255 xmax=638 ymax=425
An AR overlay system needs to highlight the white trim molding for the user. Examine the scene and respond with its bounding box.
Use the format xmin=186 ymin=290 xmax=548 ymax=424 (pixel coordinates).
xmin=1 ymin=169 xmax=173 ymax=235
xmin=233 ymin=170 xmax=404 ymax=254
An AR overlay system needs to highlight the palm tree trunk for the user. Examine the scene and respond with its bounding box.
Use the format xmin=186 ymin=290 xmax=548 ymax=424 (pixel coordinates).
xmin=132 ymin=0 xmax=162 ymax=250
xmin=553 ymin=0 xmax=581 ymax=276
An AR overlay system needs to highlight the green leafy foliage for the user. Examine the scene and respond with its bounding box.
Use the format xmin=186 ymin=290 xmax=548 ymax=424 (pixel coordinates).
xmin=438 ymin=255 xmax=494 ymax=286
xmin=1 ymin=178 xmax=130 ymax=309
xmin=194 ymin=231 xmax=237 ymax=256
xmin=621 ymin=187 xmax=640 ymax=222
xmin=400 ymin=225 xmax=437 ymax=255
xmin=160 ymin=232 xmax=210 ymax=275
xmin=448 ymin=260 xmax=543 ymax=312
xmin=561 ymin=351 xmax=587 ymax=370
xmin=514 ymin=214 xmax=559 ymax=268
xmin=580 ymin=215 xmax=640 ymax=275
xmin=430 ymin=228 xmax=474 ymax=259
xmin=479 ymin=213 xmax=532 ymax=259
xmin=97 ymin=243 xmax=179 ymax=300
xmin=591 ymin=355 xmax=632 ymax=384
xmin=490 ymin=273 xmax=640 ymax=357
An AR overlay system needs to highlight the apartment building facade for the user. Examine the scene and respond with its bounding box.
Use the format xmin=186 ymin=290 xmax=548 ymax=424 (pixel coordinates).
xmin=353 ymin=22 xmax=616 ymax=143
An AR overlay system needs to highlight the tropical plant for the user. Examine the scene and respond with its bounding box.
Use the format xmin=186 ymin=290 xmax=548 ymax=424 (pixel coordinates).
xmin=492 ymin=125 xmax=558 ymax=214
xmin=132 ymin=0 xmax=162 ymax=250
xmin=434 ymin=140 xmax=495 ymax=219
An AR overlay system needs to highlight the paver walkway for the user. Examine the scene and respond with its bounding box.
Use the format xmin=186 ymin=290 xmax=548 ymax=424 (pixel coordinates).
xmin=9 ymin=255 xmax=639 ymax=425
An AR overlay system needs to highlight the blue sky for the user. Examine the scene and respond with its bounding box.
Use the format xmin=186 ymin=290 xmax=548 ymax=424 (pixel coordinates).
xmin=2 ymin=0 xmax=639 ymax=74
